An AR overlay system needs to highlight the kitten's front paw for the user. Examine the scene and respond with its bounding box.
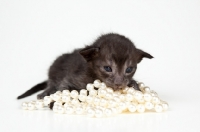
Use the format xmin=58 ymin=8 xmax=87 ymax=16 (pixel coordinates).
xmin=128 ymin=80 xmax=140 ymax=91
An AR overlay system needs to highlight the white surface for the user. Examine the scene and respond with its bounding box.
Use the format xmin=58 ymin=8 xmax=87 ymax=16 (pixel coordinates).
xmin=0 ymin=0 xmax=200 ymax=132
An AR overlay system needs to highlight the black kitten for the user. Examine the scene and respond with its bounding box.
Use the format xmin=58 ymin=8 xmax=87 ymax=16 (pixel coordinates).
xmin=17 ymin=33 xmax=153 ymax=99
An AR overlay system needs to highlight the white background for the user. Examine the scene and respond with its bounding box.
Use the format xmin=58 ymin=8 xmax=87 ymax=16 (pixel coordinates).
xmin=0 ymin=0 xmax=200 ymax=132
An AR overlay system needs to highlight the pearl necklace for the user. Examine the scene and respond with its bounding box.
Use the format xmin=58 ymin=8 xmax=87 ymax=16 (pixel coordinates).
xmin=21 ymin=80 xmax=169 ymax=118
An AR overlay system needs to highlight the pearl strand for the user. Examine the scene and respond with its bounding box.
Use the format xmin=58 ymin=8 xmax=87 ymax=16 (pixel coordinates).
xmin=21 ymin=79 xmax=169 ymax=118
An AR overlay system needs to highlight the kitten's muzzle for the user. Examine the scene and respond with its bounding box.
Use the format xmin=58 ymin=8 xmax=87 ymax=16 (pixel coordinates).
xmin=114 ymin=77 xmax=123 ymax=85
xmin=112 ymin=85 xmax=124 ymax=91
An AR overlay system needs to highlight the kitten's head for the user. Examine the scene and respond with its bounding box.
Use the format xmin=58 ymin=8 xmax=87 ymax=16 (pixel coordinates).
xmin=80 ymin=33 xmax=153 ymax=90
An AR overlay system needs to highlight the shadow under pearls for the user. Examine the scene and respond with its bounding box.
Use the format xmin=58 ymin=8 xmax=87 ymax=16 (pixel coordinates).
xmin=52 ymin=112 xmax=168 ymax=131
xmin=19 ymin=107 xmax=169 ymax=131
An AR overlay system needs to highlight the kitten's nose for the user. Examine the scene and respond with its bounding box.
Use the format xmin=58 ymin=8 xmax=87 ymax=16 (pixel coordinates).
xmin=114 ymin=77 xmax=123 ymax=87
xmin=114 ymin=78 xmax=123 ymax=89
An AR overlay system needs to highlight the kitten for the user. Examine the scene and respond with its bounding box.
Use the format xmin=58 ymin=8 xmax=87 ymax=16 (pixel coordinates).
xmin=17 ymin=33 xmax=153 ymax=99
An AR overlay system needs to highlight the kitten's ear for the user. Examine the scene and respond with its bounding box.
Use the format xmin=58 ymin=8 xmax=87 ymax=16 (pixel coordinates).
xmin=79 ymin=47 xmax=100 ymax=61
xmin=136 ymin=49 xmax=153 ymax=63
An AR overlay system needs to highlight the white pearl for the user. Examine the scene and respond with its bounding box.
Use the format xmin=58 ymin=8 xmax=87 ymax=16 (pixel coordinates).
xmin=125 ymin=101 xmax=131 ymax=106
xmin=22 ymin=102 xmax=28 ymax=110
xmin=81 ymin=103 xmax=87 ymax=107
xmin=65 ymin=105 xmax=74 ymax=114
xmin=53 ymin=105 xmax=58 ymax=113
xmin=35 ymin=100 xmax=44 ymax=109
xmin=113 ymin=91 xmax=121 ymax=96
xmin=116 ymin=107 xmax=123 ymax=114
xmin=114 ymin=90 xmax=121 ymax=96
xmin=30 ymin=100 xmax=36 ymax=103
xmin=132 ymin=101 xmax=138 ymax=105
xmin=138 ymin=82 xmax=145 ymax=89
xmin=119 ymin=94 xmax=126 ymax=101
xmin=105 ymin=92 xmax=113 ymax=99
xmin=100 ymin=82 xmax=106 ymax=89
xmin=151 ymin=93 xmax=156 ymax=97
xmin=75 ymin=106 xmax=84 ymax=114
xmin=63 ymin=103 xmax=70 ymax=108
xmin=85 ymin=104 xmax=94 ymax=111
xmin=78 ymin=94 xmax=87 ymax=102
xmin=125 ymin=93 xmax=134 ymax=101
xmin=122 ymin=86 xmax=129 ymax=93
xmin=76 ymin=103 xmax=82 ymax=107
xmin=70 ymin=90 xmax=79 ymax=99
xmin=161 ymin=102 xmax=169 ymax=111
xmin=139 ymin=87 xmax=144 ymax=92
xmin=155 ymin=104 xmax=163 ymax=112
xmin=50 ymin=94 xmax=54 ymax=99
xmin=150 ymin=90 xmax=158 ymax=97
xmin=128 ymin=104 xmax=137 ymax=112
xmin=44 ymin=96 xmax=52 ymax=106
xmin=104 ymin=108 xmax=112 ymax=117
xmin=143 ymin=93 xmax=152 ymax=102
xmin=28 ymin=100 xmax=33 ymax=103
xmin=52 ymin=93 xmax=61 ymax=101
xmin=99 ymin=98 xmax=108 ymax=107
xmin=86 ymin=83 xmax=94 ymax=91
xmin=57 ymin=105 xmax=65 ymax=114
xmin=93 ymin=79 xmax=101 ymax=88
xmin=87 ymin=108 xmax=95 ymax=117
xmin=144 ymin=87 xmax=151 ymax=92
xmin=61 ymin=95 xmax=70 ymax=102
xmin=127 ymin=87 xmax=135 ymax=94
xmin=119 ymin=102 xmax=127 ymax=111
xmin=62 ymin=90 xmax=70 ymax=95
xmin=71 ymin=98 xmax=80 ymax=106
xmin=93 ymin=97 xmax=101 ymax=106
xmin=27 ymin=102 xmax=35 ymax=110
xmin=145 ymin=102 xmax=154 ymax=110
xmin=136 ymin=104 xmax=145 ymax=113
xmin=108 ymin=99 xmax=117 ymax=107
xmin=113 ymin=96 xmax=121 ymax=102
xmin=86 ymin=95 xmax=94 ymax=104
xmin=53 ymin=101 xmax=62 ymax=106
xmin=138 ymin=98 xmax=145 ymax=103
xmin=80 ymin=89 xmax=88 ymax=95
xmin=95 ymin=106 xmax=104 ymax=111
xmin=95 ymin=108 xmax=103 ymax=118
xmin=56 ymin=91 xmax=62 ymax=95
xmin=89 ymin=89 xmax=97 ymax=96
xmin=112 ymin=92 xmax=118 ymax=97
xmin=111 ymin=107 xmax=118 ymax=115
xmin=152 ymin=96 xmax=160 ymax=104
xmin=106 ymin=87 xmax=114 ymax=93
xmin=134 ymin=91 xmax=143 ymax=101
xmin=98 ymin=88 xmax=107 ymax=97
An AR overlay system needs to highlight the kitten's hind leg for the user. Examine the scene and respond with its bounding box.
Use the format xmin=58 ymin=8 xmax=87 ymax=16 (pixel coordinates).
xmin=37 ymin=86 xmax=57 ymax=99
xmin=37 ymin=81 xmax=72 ymax=99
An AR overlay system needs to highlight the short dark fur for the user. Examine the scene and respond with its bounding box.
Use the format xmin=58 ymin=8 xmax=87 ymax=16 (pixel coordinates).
xmin=17 ymin=33 xmax=153 ymax=99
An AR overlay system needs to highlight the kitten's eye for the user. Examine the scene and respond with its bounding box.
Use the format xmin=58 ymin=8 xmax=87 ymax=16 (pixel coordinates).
xmin=126 ymin=67 xmax=134 ymax=73
xmin=104 ymin=66 xmax=112 ymax=72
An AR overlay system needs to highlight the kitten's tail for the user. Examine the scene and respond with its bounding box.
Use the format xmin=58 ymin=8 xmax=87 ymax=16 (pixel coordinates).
xmin=17 ymin=81 xmax=47 ymax=99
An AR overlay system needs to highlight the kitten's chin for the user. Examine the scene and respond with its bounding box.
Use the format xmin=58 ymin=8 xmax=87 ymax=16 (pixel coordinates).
xmin=113 ymin=86 xmax=125 ymax=91
xmin=107 ymin=84 xmax=125 ymax=91
xmin=103 ymin=80 xmax=126 ymax=91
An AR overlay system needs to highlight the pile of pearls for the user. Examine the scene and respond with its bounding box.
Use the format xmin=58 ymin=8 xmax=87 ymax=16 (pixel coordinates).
xmin=21 ymin=80 xmax=169 ymax=118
